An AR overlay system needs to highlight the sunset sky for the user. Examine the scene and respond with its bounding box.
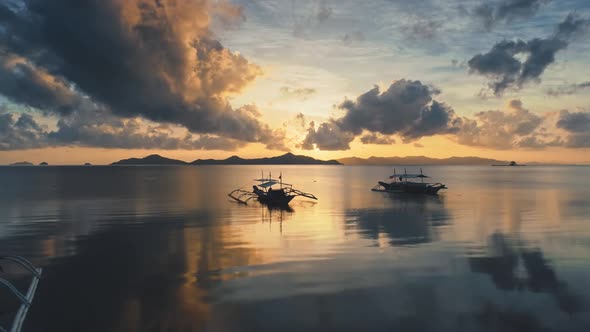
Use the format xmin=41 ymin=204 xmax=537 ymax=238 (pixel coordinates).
xmin=1 ymin=0 xmax=590 ymax=164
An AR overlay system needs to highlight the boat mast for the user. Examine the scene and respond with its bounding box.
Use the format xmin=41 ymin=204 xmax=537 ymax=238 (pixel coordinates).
xmin=404 ymin=168 xmax=407 ymax=183
xmin=420 ymin=168 xmax=423 ymax=183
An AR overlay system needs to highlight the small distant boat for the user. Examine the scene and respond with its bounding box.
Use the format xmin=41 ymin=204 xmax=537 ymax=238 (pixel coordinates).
xmin=492 ymin=161 xmax=526 ymax=166
xmin=372 ymin=168 xmax=447 ymax=195
xmin=228 ymin=172 xmax=317 ymax=206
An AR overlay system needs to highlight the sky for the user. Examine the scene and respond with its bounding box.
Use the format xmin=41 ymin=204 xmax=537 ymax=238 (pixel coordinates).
xmin=1 ymin=0 xmax=590 ymax=164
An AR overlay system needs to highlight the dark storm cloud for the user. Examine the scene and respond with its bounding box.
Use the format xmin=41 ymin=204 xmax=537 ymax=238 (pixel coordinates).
xmin=546 ymin=81 xmax=590 ymax=96
xmin=555 ymin=12 xmax=590 ymax=40
xmin=563 ymin=134 xmax=590 ymax=148
xmin=301 ymin=80 xmax=460 ymax=150
xmin=473 ymin=0 xmax=550 ymax=30
xmin=300 ymin=82 xmax=573 ymax=151
xmin=516 ymin=134 xmax=563 ymax=149
xmin=0 ymin=108 xmax=248 ymax=151
xmin=300 ymin=121 xmax=354 ymax=151
xmin=336 ymin=80 xmax=457 ymax=138
xmin=468 ymin=14 xmax=590 ymax=95
xmin=556 ymin=110 xmax=590 ymax=133
xmin=456 ymin=106 xmax=590 ymax=149
xmin=0 ymin=110 xmax=46 ymax=150
xmin=473 ymin=3 xmax=495 ymax=30
xmin=0 ymin=0 xmax=285 ymax=149
xmin=47 ymin=109 xmax=249 ymax=151
xmin=359 ymin=133 xmax=396 ymax=145
xmin=0 ymin=54 xmax=85 ymax=115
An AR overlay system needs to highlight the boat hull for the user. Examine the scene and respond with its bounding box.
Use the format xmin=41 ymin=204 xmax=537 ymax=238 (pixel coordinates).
xmin=257 ymin=194 xmax=295 ymax=206
xmin=253 ymin=186 xmax=296 ymax=206
xmin=374 ymin=181 xmax=446 ymax=195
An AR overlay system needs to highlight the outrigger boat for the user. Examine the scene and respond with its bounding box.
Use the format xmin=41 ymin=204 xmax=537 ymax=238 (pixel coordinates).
xmin=372 ymin=168 xmax=447 ymax=195
xmin=228 ymin=172 xmax=318 ymax=206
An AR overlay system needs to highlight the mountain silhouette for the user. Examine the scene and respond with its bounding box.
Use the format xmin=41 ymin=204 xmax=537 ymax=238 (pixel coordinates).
xmin=111 ymin=154 xmax=188 ymax=165
xmin=111 ymin=153 xmax=340 ymax=165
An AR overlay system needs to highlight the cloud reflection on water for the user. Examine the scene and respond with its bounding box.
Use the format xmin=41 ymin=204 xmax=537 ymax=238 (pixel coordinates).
xmin=345 ymin=194 xmax=450 ymax=246
xmin=1 ymin=165 xmax=590 ymax=331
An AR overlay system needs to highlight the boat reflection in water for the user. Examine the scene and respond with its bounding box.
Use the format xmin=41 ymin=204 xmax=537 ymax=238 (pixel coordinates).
xmin=260 ymin=205 xmax=294 ymax=233
xmin=346 ymin=194 xmax=451 ymax=246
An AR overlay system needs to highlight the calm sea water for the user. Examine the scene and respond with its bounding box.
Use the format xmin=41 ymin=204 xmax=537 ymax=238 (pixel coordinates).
xmin=1 ymin=165 xmax=589 ymax=332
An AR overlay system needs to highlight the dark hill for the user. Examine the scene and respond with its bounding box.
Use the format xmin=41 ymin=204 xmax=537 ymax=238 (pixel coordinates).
xmin=191 ymin=152 xmax=341 ymax=165
xmin=110 ymin=153 xmax=340 ymax=166
xmin=9 ymin=161 xmax=34 ymax=166
xmin=111 ymin=154 xmax=188 ymax=165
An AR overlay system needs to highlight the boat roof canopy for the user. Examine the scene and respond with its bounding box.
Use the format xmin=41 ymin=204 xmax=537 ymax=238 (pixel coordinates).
xmin=391 ymin=174 xmax=429 ymax=179
xmin=258 ymin=180 xmax=278 ymax=188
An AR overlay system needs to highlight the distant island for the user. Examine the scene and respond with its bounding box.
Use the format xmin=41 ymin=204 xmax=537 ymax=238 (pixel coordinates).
xmin=111 ymin=153 xmax=341 ymax=166
xmin=111 ymin=154 xmax=188 ymax=165
xmin=39 ymin=162 xmax=48 ymax=166
xmin=338 ymin=156 xmax=510 ymax=166
xmin=491 ymin=161 xmax=525 ymax=166
xmin=9 ymin=161 xmax=34 ymax=166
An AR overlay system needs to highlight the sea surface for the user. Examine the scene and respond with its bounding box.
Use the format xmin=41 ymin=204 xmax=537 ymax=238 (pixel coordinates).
xmin=0 ymin=165 xmax=589 ymax=332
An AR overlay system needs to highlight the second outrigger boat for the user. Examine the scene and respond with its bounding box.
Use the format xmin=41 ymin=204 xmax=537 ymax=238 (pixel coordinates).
xmin=372 ymin=168 xmax=447 ymax=195
xmin=229 ymin=172 xmax=317 ymax=206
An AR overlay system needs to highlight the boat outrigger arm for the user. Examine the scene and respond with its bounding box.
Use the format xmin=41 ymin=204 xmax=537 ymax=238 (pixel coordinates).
xmin=0 ymin=255 xmax=42 ymax=332
xmin=228 ymin=187 xmax=261 ymax=204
